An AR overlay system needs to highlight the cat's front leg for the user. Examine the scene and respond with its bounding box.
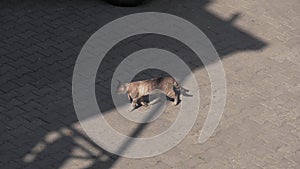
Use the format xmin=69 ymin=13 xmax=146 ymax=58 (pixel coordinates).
xmin=129 ymin=98 xmax=138 ymax=111
xmin=128 ymin=94 xmax=133 ymax=103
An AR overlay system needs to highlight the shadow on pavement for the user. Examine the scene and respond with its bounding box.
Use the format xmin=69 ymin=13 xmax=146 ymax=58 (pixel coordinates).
xmin=0 ymin=0 xmax=267 ymax=168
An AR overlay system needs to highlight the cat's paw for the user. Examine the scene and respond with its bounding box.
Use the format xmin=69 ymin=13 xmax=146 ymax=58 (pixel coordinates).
xmin=173 ymin=101 xmax=179 ymax=106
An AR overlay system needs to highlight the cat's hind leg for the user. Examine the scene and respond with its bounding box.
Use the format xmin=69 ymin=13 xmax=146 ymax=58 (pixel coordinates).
xmin=167 ymin=91 xmax=179 ymax=106
xmin=173 ymin=93 xmax=180 ymax=106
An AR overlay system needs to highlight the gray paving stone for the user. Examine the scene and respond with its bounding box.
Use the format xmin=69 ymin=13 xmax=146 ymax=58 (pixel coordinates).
xmin=1 ymin=0 xmax=299 ymax=169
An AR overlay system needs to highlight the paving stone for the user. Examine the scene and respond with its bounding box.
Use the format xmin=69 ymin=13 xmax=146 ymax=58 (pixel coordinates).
xmin=1 ymin=0 xmax=299 ymax=169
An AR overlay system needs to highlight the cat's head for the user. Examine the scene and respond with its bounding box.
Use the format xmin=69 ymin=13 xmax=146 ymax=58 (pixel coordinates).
xmin=116 ymin=80 xmax=129 ymax=94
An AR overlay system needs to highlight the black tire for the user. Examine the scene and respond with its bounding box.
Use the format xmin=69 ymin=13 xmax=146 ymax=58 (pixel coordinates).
xmin=106 ymin=0 xmax=144 ymax=6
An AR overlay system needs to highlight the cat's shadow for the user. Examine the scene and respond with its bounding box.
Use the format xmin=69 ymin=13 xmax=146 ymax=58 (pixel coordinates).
xmin=131 ymin=89 xmax=193 ymax=111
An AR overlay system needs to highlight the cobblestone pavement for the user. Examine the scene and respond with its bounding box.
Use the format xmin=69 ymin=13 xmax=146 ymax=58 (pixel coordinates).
xmin=1 ymin=0 xmax=299 ymax=168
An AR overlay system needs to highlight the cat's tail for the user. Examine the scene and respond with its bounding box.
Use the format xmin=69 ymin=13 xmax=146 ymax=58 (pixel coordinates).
xmin=180 ymin=86 xmax=189 ymax=93
xmin=173 ymin=82 xmax=189 ymax=92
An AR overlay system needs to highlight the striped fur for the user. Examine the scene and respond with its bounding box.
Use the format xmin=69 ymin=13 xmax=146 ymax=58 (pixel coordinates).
xmin=117 ymin=77 xmax=182 ymax=111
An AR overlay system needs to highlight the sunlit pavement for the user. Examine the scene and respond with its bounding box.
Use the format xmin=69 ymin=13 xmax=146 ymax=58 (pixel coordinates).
xmin=1 ymin=0 xmax=299 ymax=168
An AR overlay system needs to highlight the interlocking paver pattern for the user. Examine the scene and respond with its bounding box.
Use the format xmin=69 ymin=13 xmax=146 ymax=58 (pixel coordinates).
xmin=1 ymin=0 xmax=299 ymax=168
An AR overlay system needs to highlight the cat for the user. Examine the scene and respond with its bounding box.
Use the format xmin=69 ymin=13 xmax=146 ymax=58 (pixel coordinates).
xmin=116 ymin=76 xmax=189 ymax=111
